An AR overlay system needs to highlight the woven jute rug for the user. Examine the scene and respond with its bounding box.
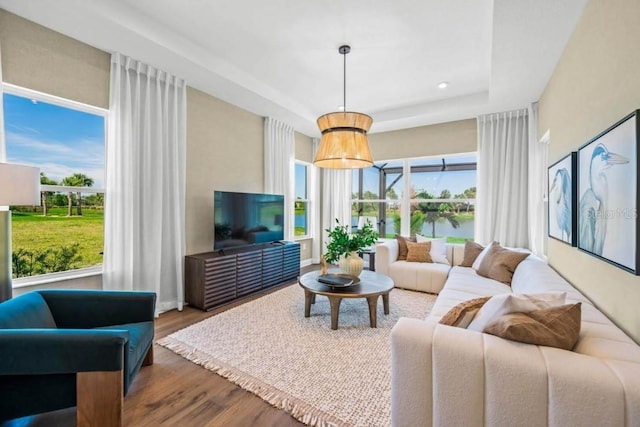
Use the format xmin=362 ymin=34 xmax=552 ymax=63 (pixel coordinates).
xmin=158 ymin=284 xmax=436 ymax=427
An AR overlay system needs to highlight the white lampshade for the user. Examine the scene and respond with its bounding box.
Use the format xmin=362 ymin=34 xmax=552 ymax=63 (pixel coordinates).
xmin=0 ymin=163 xmax=41 ymax=206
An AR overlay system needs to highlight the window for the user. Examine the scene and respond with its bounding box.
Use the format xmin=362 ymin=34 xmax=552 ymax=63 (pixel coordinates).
xmin=294 ymin=162 xmax=310 ymax=237
xmin=2 ymin=84 xmax=107 ymax=279
xmin=352 ymin=155 xmax=476 ymax=242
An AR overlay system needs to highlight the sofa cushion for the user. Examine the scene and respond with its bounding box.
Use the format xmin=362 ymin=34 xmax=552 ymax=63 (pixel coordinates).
xmin=389 ymin=261 xmax=450 ymax=294
xmin=395 ymin=235 xmax=416 ymax=260
xmin=477 ymin=242 xmax=530 ymax=284
xmin=416 ymin=235 xmax=449 ymax=265
xmin=467 ymin=292 xmax=567 ymax=332
xmin=460 ymin=241 xmax=484 ymax=267
xmin=484 ymin=303 xmax=582 ymax=350
xmin=439 ymin=297 xmax=490 ymax=328
xmin=406 ymin=241 xmax=432 ymax=263
xmin=0 ymin=292 xmax=57 ymax=329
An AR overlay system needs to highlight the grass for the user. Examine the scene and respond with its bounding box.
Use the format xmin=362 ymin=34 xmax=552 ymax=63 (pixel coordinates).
xmin=11 ymin=207 xmax=104 ymax=269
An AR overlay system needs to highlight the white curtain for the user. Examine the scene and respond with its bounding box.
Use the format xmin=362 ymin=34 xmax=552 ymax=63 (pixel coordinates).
xmin=310 ymin=138 xmax=321 ymax=263
xmin=0 ymin=43 xmax=6 ymax=162
xmin=264 ymin=117 xmax=295 ymax=241
xmin=104 ymin=53 xmax=187 ymax=315
xmin=321 ymin=167 xmax=352 ymax=254
xmin=527 ymin=103 xmax=549 ymax=258
xmin=476 ymin=109 xmax=529 ymax=248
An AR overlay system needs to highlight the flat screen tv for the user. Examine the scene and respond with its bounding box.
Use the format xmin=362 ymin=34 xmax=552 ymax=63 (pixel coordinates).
xmin=214 ymin=190 xmax=285 ymax=250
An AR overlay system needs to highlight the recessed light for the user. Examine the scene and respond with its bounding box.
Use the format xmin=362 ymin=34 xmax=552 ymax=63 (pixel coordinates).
xmin=437 ymin=81 xmax=449 ymax=89
xmin=337 ymin=105 xmax=345 ymax=111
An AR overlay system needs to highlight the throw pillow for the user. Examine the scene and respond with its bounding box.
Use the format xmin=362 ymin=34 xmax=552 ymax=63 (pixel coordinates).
xmin=439 ymin=297 xmax=491 ymax=328
xmin=467 ymin=292 xmax=567 ymax=332
xmin=406 ymin=241 xmax=433 ymax=263
xmin=396 ymin=235 xmax=416 ymax=261
xmin=471 ymin=241 xmax=496 ymax=270
xmin=460 ymin=241 xmax=484 ymax=267
xmin=476 ymin=242 xmax=530 ymax=284
xmin=416 ymin=235 xmax=449 ymax=265
xmin=483 ymin=303 xmax=582 ymax=351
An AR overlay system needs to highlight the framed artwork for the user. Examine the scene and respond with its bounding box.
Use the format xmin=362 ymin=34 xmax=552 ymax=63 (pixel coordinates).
xmin=548 ymin=152 xmax=577 ymax=246
xmin=577 ymin=110 xmax=640 ymax=274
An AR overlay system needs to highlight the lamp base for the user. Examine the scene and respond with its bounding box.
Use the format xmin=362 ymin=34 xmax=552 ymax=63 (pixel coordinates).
xmin=0 ymin=210 xmax=12 ymax=302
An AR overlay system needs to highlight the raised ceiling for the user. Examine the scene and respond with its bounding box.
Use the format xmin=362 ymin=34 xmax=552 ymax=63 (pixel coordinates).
xmin=0 ymin=0 xmax=588 ymax=136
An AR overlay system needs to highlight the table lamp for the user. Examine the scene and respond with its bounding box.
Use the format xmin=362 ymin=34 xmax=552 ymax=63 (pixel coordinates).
xmin=0 ymin=163 xmax=41 ymax=302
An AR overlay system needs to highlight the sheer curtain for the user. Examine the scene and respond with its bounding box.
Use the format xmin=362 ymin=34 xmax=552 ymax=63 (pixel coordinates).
xmin=104 ymin=53 xmax=187 ymax=315
xmin=527 ymin=103 xmax=549 ymax=257
xmin=310 ymin=138 xmax=321 ymax=263
xmin=321 ymin=168 xmax=352 ymax=254
xmin=264 ymin=117 xmax=295 ymax=241
xmin=476 ymin=109 xmax=530 ymax=248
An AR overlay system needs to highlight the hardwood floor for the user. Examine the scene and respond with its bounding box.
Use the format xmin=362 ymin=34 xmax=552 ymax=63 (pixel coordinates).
xmin=3 ymin=271 xmax=317 ymax=427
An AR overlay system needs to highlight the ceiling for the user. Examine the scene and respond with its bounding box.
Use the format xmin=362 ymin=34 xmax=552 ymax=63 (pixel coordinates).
xmin=0 ymin=0 xmax=588 ymax=136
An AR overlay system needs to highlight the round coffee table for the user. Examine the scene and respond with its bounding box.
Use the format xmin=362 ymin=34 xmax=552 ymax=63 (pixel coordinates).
xmin=298 ymin=269 xmax=394 ymax=330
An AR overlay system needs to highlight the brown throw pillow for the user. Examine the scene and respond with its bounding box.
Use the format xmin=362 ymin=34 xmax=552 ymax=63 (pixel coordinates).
xmin=477 ymin=242 xmax=529 ymax=285
xmin=396 ymin=235 xmax=416 ymax=261
xmin=439 ymin=297 xmax=491 ymax=328
xmin=483 ymin=303 xmax=582 ymax=350
xmin=406 ymin=241 xmax=432 ymax=263
xmin=461 ymin=241 xmax=484 ymax=267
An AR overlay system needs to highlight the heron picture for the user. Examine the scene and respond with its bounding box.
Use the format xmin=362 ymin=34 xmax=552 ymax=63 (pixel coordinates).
xmin=578 ymin=111 xmax=639 ymax=274
xmin=548 ymin=153 xmax=577 ymax=245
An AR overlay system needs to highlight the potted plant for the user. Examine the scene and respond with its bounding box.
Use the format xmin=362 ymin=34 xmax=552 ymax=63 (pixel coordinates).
xmin=324 ymin=218 xmax=379 ymax=276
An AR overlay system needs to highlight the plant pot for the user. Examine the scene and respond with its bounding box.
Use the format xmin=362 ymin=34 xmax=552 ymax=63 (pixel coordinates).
xmin=338 ymin=251 xmax=364 ymax=277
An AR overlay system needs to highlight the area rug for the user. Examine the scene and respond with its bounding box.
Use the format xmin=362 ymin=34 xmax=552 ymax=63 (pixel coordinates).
xmin=158 ymin=285 xmax=436 ymax=427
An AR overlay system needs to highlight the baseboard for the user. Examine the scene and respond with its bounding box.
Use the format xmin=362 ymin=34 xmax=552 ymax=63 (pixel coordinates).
xmin=300 ymin=259 xmax=313 ymax=268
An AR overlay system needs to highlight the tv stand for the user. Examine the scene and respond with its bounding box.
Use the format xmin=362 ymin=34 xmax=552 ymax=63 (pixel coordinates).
xmin=185 ymin=241 xmax=300 ymax=311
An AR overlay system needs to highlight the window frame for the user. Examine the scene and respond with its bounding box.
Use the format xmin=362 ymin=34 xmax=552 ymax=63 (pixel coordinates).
xmin=294 ymin=160 xmax=312 ymax=239
xmin=1 ymin=83 xmax=108 ymax=286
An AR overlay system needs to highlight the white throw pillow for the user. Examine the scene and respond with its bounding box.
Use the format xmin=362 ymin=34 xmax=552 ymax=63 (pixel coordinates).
xmin=466 ymin=292 xmax=567 ymax=332
xmin=416 ymin=235 xmax=449 ymax=265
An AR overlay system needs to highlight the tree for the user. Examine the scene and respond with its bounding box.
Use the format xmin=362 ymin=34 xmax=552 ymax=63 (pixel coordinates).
xmin=463 ymin=186 xmax=476 ymax=213
xmin=415 ymin=189 xmax=460 ymax=238
xmin=39 ymin=173 xmax=58 ymax=216
xmin=61 ymin=173 xmax=94 ymax=216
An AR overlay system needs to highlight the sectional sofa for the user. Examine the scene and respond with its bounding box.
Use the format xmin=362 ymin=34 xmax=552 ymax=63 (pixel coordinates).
xmin=376 ymin=239 xmax=640 ymax=427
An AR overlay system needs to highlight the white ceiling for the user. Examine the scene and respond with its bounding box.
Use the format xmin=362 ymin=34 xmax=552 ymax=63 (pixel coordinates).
xmin=0 ymin=0 xmax=587 ymax=136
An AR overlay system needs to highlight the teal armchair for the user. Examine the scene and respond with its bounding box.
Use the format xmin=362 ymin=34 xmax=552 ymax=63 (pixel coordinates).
xmin=0 ymin=290 xmax=156 ymax=425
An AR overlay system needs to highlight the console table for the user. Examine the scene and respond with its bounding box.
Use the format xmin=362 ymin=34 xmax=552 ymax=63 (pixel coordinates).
xmin=185 ymin=242 xmax=300 ymax=311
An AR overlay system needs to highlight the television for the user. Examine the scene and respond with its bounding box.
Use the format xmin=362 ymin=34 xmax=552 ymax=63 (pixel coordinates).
xmin=214 ymin=190 xmax=285 ymax=250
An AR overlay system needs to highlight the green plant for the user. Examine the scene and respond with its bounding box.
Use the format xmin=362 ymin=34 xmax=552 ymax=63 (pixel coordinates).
xmin=324 ymin=218 xmax=379 ymax=264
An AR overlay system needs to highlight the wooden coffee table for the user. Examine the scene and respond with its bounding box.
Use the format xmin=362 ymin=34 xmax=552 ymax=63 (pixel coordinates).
xmin=298 ymin=269 xmax=394 ymax=330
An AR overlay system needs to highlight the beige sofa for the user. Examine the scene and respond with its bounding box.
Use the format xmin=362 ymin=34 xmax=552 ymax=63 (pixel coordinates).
xmin=376 ymin=239 xmax=464 ymax=293
xmin=390 ymin=254 xmax=640 ymax=427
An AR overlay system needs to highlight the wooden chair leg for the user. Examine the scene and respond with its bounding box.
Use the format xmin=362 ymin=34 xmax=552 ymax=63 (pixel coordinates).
xmin=77 ymin=370 xmax=123 ymax=427
xmin=142 ymin=345 xmax=154 ymax=366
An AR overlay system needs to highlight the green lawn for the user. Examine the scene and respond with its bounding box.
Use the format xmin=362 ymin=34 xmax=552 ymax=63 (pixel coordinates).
xmin=11 ymin=207 xmax=104 ymax=275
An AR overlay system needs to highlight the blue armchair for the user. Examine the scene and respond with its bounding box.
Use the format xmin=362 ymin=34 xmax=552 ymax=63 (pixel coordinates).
xmin=0 ymin=289 xmax=156 ymax=425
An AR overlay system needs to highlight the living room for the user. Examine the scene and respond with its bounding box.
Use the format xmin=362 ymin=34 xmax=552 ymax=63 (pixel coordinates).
xmin=1 ymin=0 xmax=639 ymax=426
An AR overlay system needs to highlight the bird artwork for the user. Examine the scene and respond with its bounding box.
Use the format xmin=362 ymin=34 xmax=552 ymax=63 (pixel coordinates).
xmin=579 ymin=143 xmax=629 ymax=255
xmin=550 ymin=167 xmax=572 ymax=242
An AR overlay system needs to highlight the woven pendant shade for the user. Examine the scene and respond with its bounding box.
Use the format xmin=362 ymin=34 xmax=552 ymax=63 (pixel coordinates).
xmin=314 ymin=45 xmax=374 ymax=169
xmin=314 ymin=112 xmax=373 ymax=169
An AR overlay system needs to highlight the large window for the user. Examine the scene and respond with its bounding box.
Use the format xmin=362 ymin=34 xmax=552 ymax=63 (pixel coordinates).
xmin=294 ymin=162 xmax=310 ymax=237
xmin=352 ymin=155 xmax=476 ymax=242
xmin=2 ymin=85 xmax=106 ymax=278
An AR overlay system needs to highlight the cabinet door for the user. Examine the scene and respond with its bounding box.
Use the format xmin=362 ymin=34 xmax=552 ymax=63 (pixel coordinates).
xmin=262 ymin=245 xmax=283 ymax=288
xmin=283 ymin=243 xmax=301 ymax=281
xmin=203 ymin=255 xmax=237 ymax=309
xmin=237 ymin=251 xmax=263 ymax=296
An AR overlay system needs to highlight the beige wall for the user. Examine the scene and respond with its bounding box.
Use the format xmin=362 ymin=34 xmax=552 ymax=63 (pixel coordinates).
xmin=295 ymin=131 xmax=313 ymax=163
xmin=0 ymin=10 xmax=109 ymax=108
xmin=186 ymin=87 xmax=264 ymax=254
xmin=538 ymin=0 xmax=640 ymax=343
xmin=368 ymin=119 xmax=477 ymax=160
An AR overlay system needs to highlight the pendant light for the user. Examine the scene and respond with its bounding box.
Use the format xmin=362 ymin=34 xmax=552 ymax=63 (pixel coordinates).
xmin=314 ymin=45 xmax=373 ymax=169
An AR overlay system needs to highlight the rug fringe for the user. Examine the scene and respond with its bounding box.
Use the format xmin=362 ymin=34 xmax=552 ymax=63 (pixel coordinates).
xmin=157 ymin=337 xmax=351 ymax=427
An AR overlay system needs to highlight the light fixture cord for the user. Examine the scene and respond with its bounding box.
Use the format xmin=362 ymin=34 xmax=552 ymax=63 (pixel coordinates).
xmin=343 ymin=49 xmax=347 ymax=112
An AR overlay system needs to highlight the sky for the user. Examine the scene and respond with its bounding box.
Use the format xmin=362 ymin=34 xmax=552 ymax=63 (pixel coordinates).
xmin=3 ymin=93 xmax=105 ymax=188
